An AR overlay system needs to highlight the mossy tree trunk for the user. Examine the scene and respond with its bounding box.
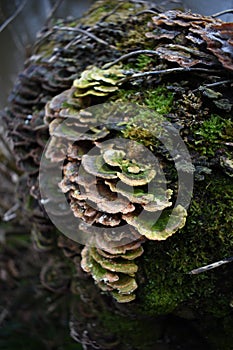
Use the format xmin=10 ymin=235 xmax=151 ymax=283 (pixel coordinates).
xmin=1 ymin=1 xmax=233 ymax=349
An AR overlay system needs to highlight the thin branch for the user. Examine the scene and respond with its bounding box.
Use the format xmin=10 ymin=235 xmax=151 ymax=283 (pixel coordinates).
xmin=0 ymin=0 xmax=27 ymax=32
xmin=202 ymin=79 xmax=233 ymax=88
xmin=118 ymin=67 xmax=221 ymax=84
xmin=99 ymin=3 xmax=123 ymax=23
xmin=135 ymin=10 xmax=159 ymax=16
xmin=211 ymin=9 xmax=233 ymax=18
xmin=103 ymin=50 xmax=160 ymax=69
xmin=53 ymin=25 xmax=115 ymax=48
xmin=189 ymin=256 xmax=233 ymax=275
xmin=2 ymin=203 xmax=19 ymax=222
xmin=127 ymin=0 xmax=152 ymax=4
xmin=161 ymin=0 xmax=183 ymax=6
xmin=192 ymin=79 xmax=233 ymax=93
xmin=45 ymin=0 xmax=65 ymax=26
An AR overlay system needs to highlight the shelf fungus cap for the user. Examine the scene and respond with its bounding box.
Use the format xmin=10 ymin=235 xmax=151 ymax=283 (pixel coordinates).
xmin=200 ymin=23 xmax=233 ymax=71
xmin=73 ymin=66 xmax=125 ymax=97
xmin=80 ymin=246 xmax=139 ymax=303
xmin=123 ymin=204 xmax=187 ymax=240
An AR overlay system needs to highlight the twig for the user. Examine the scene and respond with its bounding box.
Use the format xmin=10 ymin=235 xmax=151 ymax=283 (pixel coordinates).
xmin=161 ymin=0 xmax=183 ymax=6
xmin=202 ymin=80 xmax=233 ymax=88
xmin=127 ymin=0 xmax=152 ymax=4
xmin=211 ymin=9 xmax=233 ymax=18
xmin=45 ymin=0 xmax=65 ymax=26
xmin=135 ymin=10 xmax=159 ymax=16
xmin=2 ymin=203 xmax=19 ymax=222
xmin=118 ymin=67 xmax=221 ymax=84
xmin=192 ymin=79 xmax=233 ymax=93
xmin=53 ymin=25 xmax=115 ymax=48
xmin=103 ymin=50 xmax=160 ymax=69
xmin=99 ymin=3 xmax=123 ymax=22
xmin=189 ymin=256 xmax=233 ymax=275
xmin=0 ymin=0 xmax=27 ymax=32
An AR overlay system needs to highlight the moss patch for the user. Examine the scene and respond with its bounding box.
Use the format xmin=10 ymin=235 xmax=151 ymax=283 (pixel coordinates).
xmin=80 ymin=1 xmax=147 ymax=26
xmin=138 ymin=173 xmax=233 ymax=317
xmin=191 ymin=114 xmax=233 ymax=156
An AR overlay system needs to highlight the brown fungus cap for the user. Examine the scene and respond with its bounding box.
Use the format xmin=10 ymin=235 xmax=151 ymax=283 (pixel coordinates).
xmin=200 ymin=23 xmax=233 ymax=71
xmin=146 ymin=10 xmax=233 ymax=70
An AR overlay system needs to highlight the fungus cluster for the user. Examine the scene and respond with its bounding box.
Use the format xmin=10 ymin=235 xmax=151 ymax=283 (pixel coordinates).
xmin=44 ymin=72 xmax=187 ymax=301
xmin=146 ymin=10 xmax=233 ymax=70
xmin=73 ymin=66 xmax=125 ymax=97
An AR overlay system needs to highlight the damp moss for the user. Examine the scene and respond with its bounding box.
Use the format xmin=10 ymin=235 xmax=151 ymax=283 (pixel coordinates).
xmin=80 ymin=1 xmax=147 ymax=26
xmin=115 ymin=86 xmax=174 ymax=114
xmin=144 ymin=86 xmax=174 ymax=114
xmin=138 ymin=173 xmax=233 ymax=317
xmin=120 ymin=109 xmax=166 ymax=149
xmin=115 ymin=86 xmax=175 ymax=147
xmin=191 ymin=114 xmax=233 ymax=156
xmin=116 ymin=15 xmax=155 ymax=50
xmin=35 ymin=40 xmax=56 ymax=59
xmin=124 ymin=54 xmax=155 ymax=71
xmin=135 ymin=54 xmax=154 ymax=71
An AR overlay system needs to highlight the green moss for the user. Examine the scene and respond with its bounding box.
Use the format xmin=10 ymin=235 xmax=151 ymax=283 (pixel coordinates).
xmin=115 ymin=86 xmax=174 ymax=113
xmin=135 ymin=54 xmax=154 ymax=70
xmin=80 ymin=1 xmax=147 ymax=26
xmin=139 ymin=173 xmax=233 ymax=317
xmin=124 ymin=54 xmax=154 ymax=71
xmin=191 ymin=114 xmax=233 ymax=156
xmin=116 ymin=14 xmax=154 ymax=50
xmin=144 ymin=86 xmax=174 ymax=114
xmin=121 ymin=109 xmax=166 ymax=149
xmin=79 ymin=2 xmax=116 ymax=26
xmin=35 ymin=40 xmax=56 ymax=59
xmin=115 ymin=87 xmax=174 ymax=148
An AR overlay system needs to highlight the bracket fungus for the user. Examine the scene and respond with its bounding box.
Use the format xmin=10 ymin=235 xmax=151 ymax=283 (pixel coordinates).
xmin=73 ymin=66 xmax=125 ymax=97
xmin=44 ymin=99 xmax=187 ymax=301
xmin=146 ymin=10 xmax=233 ymax=70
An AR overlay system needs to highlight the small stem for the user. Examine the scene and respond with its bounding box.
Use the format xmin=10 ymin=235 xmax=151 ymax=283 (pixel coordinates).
xmin=203 ymin=80 xmax=233 ymax=88
xmin=118 ymin=67 xmax=221 ymax=84
xmin=53 ymin=26 xmax=116 ymax=48
xmin=45 ymin=0 xmax=65 ymax=26
xmin=127 ymin=0 xmax=152 ymax=4
xmin=135 ymin=10 xmax=159 ymax=16
xmin=189 ymin=256 xmax=233 ymax=275
xmin=2 ymin=203 xmax=19 ymax=222
xmin=103 ymin=50 xmax=159 ymax=69
xmin=0 ymin=0 xmax=27 ymax=32
xmin=211 ymin=9 xmax=233 ymax=18
xmin=99 ymin=3 xmax=123 ymax=22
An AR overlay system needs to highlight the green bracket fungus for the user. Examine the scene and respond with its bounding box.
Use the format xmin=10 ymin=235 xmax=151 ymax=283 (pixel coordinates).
xmin=73 ymin=66 xmax=125 ymax=97
xmin=123 ymin=205 xmax=187 ymax=240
